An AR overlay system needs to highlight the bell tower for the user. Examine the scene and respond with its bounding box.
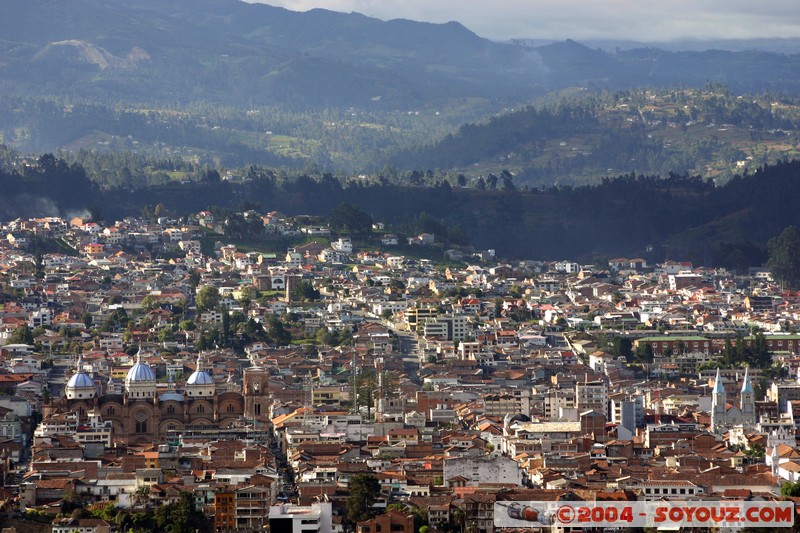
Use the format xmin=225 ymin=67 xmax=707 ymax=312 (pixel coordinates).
xmin=243 ymin=365 xmax=270 ymax=424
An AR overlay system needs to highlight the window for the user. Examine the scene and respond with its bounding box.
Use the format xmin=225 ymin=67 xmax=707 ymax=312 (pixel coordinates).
xmin=107 ymin=407 xmax=115 ymax=416
xmin=167 ymin=405 xmax=175 ymax=415
xmin=227 ymin=404 xmax=235 ymax=413
xmin=197 ymin=404 xmax=205 ymax=414
xmin=255 ymin=403 xmax=261 ymax=416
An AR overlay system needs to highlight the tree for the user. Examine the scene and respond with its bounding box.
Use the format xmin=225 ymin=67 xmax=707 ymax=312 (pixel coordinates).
xmin=451 ymin=507 xmax=466 ymax=533
xmin=157 ymin=327 xmax=173 ymax=343
xmin=266 ymin=317 xmax=292 ymax=346
xmin=611 ymin=337 xmax=633 ymax=362
xmin=346 ymin=474 xmax=381 ymax=523
xmin=102 ymin=308 xmax=128 ymax=332
xmin=634 ymin=342 xmax=654 ymax=364
xmin=767 ymin=225 xmax=800 ymax=287
xmin=781 ymin=481 xmax=800 ymax=497
xmin=140 ymin=295 xmax=159 ymax=311
xmin=354 ymin=370 xmax=378 ymax=419
xmin=132 ymin=485 xmax=151 ymax=511
xmin=187 ymin=269 xmax=201 ymax=290
xmin=237 ymin=286 xmax=253 ymax=309
xmin=749 ymin=332 xmax=773 ymax=368
xmin=196 ymin=285 xmax=220 ymax=312
xmin=8 ymin=325 xmax=34 ymax=345
xmin=328 ymin=203 xmax=373 ymax=234
xmin=292 ymin=281 xmax=320 ymax=301
xmin=153 ymin=491 xmax=209 ymax=533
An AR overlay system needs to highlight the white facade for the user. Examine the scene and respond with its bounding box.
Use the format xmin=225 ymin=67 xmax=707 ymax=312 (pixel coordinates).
xmin=268 ymin=502 xmax=333 ymax=533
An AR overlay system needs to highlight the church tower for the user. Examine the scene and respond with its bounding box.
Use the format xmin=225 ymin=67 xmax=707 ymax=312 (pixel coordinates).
xmin=711 ymin=368 xmax=727 ymax=431
xmin=243 ymin=364 xmax=270 ymax=424
xmin=740 ymin=366 xmax=756 ymax=424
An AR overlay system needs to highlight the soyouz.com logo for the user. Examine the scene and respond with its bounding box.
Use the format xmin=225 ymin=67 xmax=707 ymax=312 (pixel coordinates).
xmin=494 ymin=501 xmax=795 ymax=528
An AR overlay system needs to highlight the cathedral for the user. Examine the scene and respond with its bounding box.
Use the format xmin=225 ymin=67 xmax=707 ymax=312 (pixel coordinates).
xmin=711 ymin=367 xmax=756 ymax=432
xmin=47 ymin=350 xmax=273 ymax=445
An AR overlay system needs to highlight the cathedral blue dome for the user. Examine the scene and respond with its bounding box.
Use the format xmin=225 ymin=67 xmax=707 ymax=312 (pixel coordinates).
xmin=67 ymin=372 xmax=95 ymax=388
xmin=186 ymin=370 xmax=214 ymax=385
xmin=126 ymin=351 xmax=156 ymax=383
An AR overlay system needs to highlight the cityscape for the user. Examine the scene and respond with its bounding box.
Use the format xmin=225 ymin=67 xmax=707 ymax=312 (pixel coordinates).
xmin=1 ymin=210 xmax=800 ymax=531
xmin=4 ymin=0 xmax=800 ymax=531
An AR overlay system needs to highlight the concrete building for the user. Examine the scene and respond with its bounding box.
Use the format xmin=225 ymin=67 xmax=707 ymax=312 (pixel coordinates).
xmin=268 ymin=501 xmax=333 ymax=533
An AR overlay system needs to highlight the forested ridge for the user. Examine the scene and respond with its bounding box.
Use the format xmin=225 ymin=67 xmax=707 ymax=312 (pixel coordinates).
xmin=4 ymin=86 xmax=800 ymax=188
xmin=3 ymin=143 xmax=800 ymax=264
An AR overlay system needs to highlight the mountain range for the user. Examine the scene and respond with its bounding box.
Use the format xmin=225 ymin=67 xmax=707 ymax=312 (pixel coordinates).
xmin=3 ymin=0 xmax=800 ymax=109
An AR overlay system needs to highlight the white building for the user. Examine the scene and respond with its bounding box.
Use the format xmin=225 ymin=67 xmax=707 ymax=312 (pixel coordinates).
xmin=268 ymin=501 xmax=333 ymax=533
xmin=443 ymin=454 xmax=523 ymax=487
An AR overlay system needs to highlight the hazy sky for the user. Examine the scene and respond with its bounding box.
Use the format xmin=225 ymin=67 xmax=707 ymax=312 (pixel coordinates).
xmin=245 ymin=0 xmax=800 ymax=42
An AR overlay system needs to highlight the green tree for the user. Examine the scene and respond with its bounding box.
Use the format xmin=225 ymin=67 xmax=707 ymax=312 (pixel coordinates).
xmin=153 ymin=491 xmax=209 ymax=533
xmin=634 ymin=342 xmax=654 ymax=363
xmin=611 ymin=336 xmax=633 ymax=362
xmin=187 ymin=270 xmax=201 ymax=290
xmin=102 ymin=308 xmax=128 ymax=332
xmin=132 ymin=485 xmax=151 ymax=511
xmin=328 ymin=203 xmax=373 ymax=234
xmin=346 ymin=474 xmax=381 ymax=523
xmin=781 ymin=481 xmax=800 ymax=497
xmin=157 ymin=327 xmax=173 ymax=343
xmin=749 ymin=332 xmax=772 ymax=368
xmin=292 ymin=281 xmax=320 ymax=301
xmin=8 ymin=325 xmax=34 ymax=345
xmin=196 ymin=285 xmax=220 ymax=312
xmin=767 ymin=225 xmax=800 ymax=287
xmin=451 ymin=507 xmax=466 ymax=533
xmin=140 ymin=295 xmax=159 ymax=311
xmin=237 ymin=286 xmax=253 ymax=309
xmin=354 ymin=370 xmax=377 ymax=419
xmin=266 ymin=317 xmax=292 ymax=346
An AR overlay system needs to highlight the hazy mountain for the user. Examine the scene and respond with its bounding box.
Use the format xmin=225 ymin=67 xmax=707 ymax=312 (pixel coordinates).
xmin=3 ymin=0 xmax=800 ymax=110
xmin=511 ymin=37 xmax=800 ymax=54
xmin=0 ymin=0 xmax=546 ymax=108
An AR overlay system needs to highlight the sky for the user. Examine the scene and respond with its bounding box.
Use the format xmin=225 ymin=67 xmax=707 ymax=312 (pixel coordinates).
xmin=245 ymin=0 xmax=800 ymax=43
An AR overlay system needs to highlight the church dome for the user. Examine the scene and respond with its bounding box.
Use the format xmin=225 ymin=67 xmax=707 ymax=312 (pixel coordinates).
xmin=65 ymin=355 xmax=96 ymax=400
xmin=125 ymin=349 xmax=157 ymax=399
xmin=67 ymin=372 xmax=95 ymax=389
xmin=126 ymin=352 xmax=156 ymax=383
xmin=185 ymin=355 xmax=215 ymax=397
xmin=187 ymin=369 xmax=214 ymax=385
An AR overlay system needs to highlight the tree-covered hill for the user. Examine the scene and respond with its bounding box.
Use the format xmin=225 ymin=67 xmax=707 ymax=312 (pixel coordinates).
xmin=389 ymin=87 xmax=800 ymax=186
xmin=4 ymin=145 xmax=800 ymax=265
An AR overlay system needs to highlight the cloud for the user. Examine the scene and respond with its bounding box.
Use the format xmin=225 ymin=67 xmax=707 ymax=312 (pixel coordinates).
xmin=246 ymin=0 xmax=800 ymax=42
